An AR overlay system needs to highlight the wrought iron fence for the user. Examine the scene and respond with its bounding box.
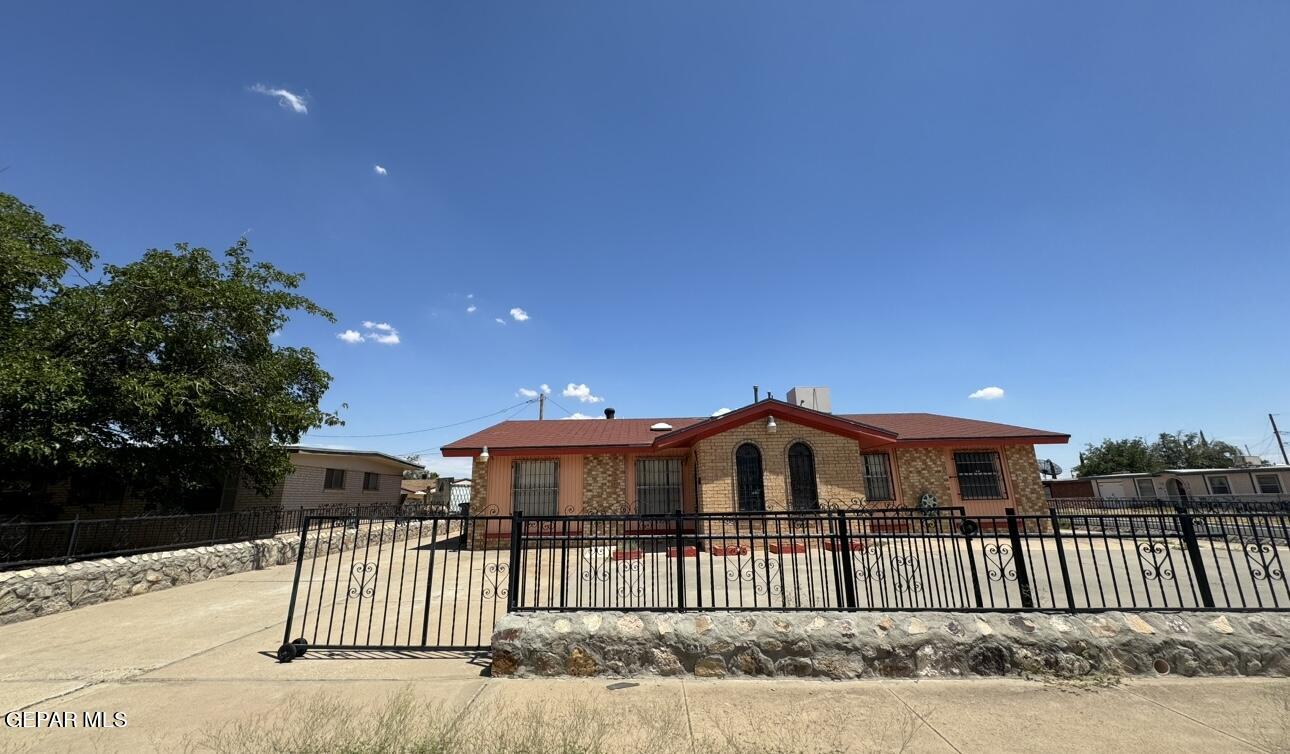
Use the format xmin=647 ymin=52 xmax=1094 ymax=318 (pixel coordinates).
xmin=507 ymin=507 xmax=1290 ymax=614
xmin=274 ymin=505 xmax=1290 ymax=662
xmin=0 ymin=503 xmax=438 ymax=569
xmin=279 ymin=514 xmax=512 ymax=660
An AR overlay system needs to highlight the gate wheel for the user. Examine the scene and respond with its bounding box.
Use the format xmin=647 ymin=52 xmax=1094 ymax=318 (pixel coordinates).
xmin=292 ymin=638 xmax=309 ymax=657
xmin=276 ymin=643 xmax=297 ymax=663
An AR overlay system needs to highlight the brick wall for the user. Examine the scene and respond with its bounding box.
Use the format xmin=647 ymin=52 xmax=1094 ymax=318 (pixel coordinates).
xmin=1004 ymin=445 xmax=1048 ymax=516
xmin=583 ymin=455 xmax=627 ymax=514
xmin=471 ymin=457 xmax=488 ymax=511
xmin=894 ymin=447 xmax=954 ymax=509
xmin=693 ymin=418 xmax=865 ymax=512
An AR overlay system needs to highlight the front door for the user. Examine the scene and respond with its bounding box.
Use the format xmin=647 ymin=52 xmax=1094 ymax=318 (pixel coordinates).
xmin=788 ymin=442 xmax=819 ymax=510
xmin=735 ymin=444 xmax=765 ymax=511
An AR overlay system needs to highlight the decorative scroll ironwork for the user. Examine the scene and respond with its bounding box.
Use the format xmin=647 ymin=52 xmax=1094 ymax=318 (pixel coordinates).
xmin=1136 ymin=541 xmax=1174 ymax=581
xmin=616 ymin=559 xmax=645 ymax=599
xmin=348 ymin=562 xmax=378 ymax=598
xmin=726 ymin=557 xmax=784 ymax=597
xmin=482 ymin=562 xmax=509 ymax=599
xmin=983 ymin=543 xmax=1016 ymax=582
xmin=580 ymin=548 xmax=612 ymax=583
xmin=854 ymin=543 xmax=886 ymax=584
xmin=1245 ymin=542 xmax=1284 ymax=582
xmin=890 ymin=554 xmax=923 ymax=594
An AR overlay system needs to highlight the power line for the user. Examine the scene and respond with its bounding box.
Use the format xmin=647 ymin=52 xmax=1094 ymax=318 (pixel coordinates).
xmin=398 ymin=400 xmax=537 ymax=456
xmin=303 ymin=399 xmax=537 ymax=438
xmin=545 ymin=394 xmax=576 ymax=417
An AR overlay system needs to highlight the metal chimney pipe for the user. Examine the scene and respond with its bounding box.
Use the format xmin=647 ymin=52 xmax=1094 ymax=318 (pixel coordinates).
xmin=753 ymin=385 xmax=759 ymax=403
xmin=604 ymin=407 xmax=616 ymax=419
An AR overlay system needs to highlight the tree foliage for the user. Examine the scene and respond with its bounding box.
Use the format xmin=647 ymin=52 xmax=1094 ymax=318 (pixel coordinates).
xmin=1076 ymin=431 xmax=1243 ymax=477
xmin=0 ymin=193 xmax=341 ymax=514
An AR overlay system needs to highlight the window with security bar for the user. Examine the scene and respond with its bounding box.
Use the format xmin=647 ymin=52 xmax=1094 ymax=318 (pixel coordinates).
xmin=636 ymin=458 xmax=682 ymax=515
xmin=861 ymin=453 xmax=895 ymax=502
xmin=512 ymin=460 xmax=559 ymax=515
xmin=952 ymin=451 xmax=1007 ymax=500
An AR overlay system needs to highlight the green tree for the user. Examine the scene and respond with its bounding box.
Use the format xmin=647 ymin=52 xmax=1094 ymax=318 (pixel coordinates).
xmin=0 ymin=193 xmax=341 ymax=514
xmin=1074 ymin=437 xmax=1159 ymax=477
xmin=1075 ymin=431 xmax=1243 ymax=478
xmin=1150 ymin=431 xmax=1241 ymax=469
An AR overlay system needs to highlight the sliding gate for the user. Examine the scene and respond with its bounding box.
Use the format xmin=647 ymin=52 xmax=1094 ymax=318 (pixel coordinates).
xmin=277 ymin=515 xmax=510 ymax=661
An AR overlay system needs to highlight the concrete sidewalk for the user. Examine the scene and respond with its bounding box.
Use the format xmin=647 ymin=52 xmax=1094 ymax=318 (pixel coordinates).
xmin=1 ymin=560 xmax=1287 ymax=753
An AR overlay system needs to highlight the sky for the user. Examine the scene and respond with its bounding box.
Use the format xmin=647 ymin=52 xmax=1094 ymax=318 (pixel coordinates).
xmin=3 ymin=1 xmax=1288 ymax=478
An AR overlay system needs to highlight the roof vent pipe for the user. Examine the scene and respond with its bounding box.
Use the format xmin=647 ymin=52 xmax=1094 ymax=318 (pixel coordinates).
xmin=753 ymin=385 xmax=760 ymax=402
xmin=604 ymin=407 xmax=616 ymax=419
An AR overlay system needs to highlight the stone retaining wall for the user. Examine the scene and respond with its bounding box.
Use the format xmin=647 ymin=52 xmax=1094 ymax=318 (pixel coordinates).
xmin=491 ymin=610 xmax=1290 ymax=679
xmin=0 ymin=521 xmax=410 ymax=625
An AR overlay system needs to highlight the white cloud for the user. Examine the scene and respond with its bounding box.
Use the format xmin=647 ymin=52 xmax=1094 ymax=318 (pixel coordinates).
xmin=509 ymin=307 xmax=530 ymax=322
xmin=711 ymin=407 xmax=732 ymax=417
xmin=467 ymin=293 xmax=474 ymax=299
xmin=540 ymin=384 xmax=551 ymax=394
xmin=339 ymin=321 xmax=400 ymax=345
xmin=374 ymin=165 xmax=388 ymax=176
xmin=249 ymin=83 xmax=308 ymax=114
xmin=517 ymin=387 xmax=540 ymax=398
xmin=495 ymin=318 xmax=506 ymax=325
xmin=561 ymin=413 xmax=598 ymax=420
xmin=562 ymin=383 xmax=604 ymax=404
xmin=968 ymin=386 xmax=1006 ymax=400
xmin=466 ymin=305 xmax=477 ymax=313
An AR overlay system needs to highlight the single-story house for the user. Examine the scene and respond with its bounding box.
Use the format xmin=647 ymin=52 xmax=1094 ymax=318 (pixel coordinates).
xmin=1071 ymin=466 xmax=1290 ymax=501
xmin=224 ymin=446 xmax=423 ymax=512
xmin=442 ymin=392 xmax=1069 ymax=520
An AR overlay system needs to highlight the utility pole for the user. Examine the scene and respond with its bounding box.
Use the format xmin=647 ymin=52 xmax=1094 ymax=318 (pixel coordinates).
xmin=538 ymin=393 xmax=545 ymax=420
xmin=1271 ymin=414 xmax=1289 ymax=465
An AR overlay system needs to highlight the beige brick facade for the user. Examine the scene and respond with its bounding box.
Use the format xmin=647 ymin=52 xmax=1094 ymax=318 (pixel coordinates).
xmin=1004 ymin=444 xmax=1048 ymax=516
xmin=894 ymin=447 xmax=954 ymax=509
xmin=470 ymin=457 xmax=488 ymax=512
xmin=583 ymin=455 xmax=627 ymax=514
xmin=692 ymin=418 xmax=866 ymax=512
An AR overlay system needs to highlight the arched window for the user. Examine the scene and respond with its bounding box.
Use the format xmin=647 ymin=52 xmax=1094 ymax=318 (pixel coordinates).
xmin=735 ymin=443 xmax=765 ymax=512
xmin=787 ymin=442 xmax=819 ymax=510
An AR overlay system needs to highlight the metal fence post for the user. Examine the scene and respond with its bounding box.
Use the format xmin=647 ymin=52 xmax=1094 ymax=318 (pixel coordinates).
xmin=1005 ymin=508 xmax=1035 ymax=609
xmin=278 ymin=515 xmax=312 ymax=661
xmin=674 ymin=509 xmax=687 ymax=611
xmin=1048 ymin=508 xmax=1077 ymax=611
xmin=834 ymin=511 xmax=859 ymax=609
xmin=960 ymin=518 xmax=985 ymax=609
xmin=208 ymin=513 xmax=220 ymax=545
xmin=506 ymin=510 xmax=524 ymax=613
xmin=1174 ymin=503 xmax=1216 ymax=608
xmin=64 ymin=517 xmax=81 ymax=563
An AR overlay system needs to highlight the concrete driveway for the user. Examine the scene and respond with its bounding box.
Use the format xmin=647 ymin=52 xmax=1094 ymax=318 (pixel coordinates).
xmin=1 ymin=558 xmax=1288 ymax=753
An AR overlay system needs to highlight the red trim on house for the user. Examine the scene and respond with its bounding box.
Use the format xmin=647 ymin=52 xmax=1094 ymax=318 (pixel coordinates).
xmin=894 ymin=435 xmax=1070 ymax=448
xmin=652 ymin=400 xmax=898 ymax=449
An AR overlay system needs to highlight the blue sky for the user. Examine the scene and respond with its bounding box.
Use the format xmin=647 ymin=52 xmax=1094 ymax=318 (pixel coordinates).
xmin=3 ymin=1 xmax=1288 ymax=477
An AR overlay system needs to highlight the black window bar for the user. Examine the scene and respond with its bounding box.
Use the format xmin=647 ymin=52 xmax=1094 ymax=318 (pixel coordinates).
xmin=953 ymin=451 xmax=1007 ymax=500
xmin=636 ymin=458 xmax=682 ymax=516
xmin=862 ymin=452 xmax=895 ymax=502
xmin=512 ymin=460 xmax=559 ymax=516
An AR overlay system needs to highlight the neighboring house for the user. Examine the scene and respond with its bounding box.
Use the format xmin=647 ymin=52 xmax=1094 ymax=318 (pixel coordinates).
xmin=442 ymin=390 xmax=1069 ymax=520
xmin=224 ymin=446 xmax=421 ymax=512
xmin=402 ymin=477 xmax=472 ymax=511
xmin=1072 ymin=466 xmax=1290 ymax=501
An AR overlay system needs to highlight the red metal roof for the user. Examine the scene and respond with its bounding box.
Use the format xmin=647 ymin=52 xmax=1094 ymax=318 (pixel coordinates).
xmin=441 ymin=402 xmax=1067 ymax=456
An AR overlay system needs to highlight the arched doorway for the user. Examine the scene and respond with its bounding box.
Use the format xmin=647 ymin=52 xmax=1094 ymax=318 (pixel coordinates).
xmin=735 ymin=443 xmax=765 ymax=512
xmin=787 ymin=442 xmax=819 ymax=510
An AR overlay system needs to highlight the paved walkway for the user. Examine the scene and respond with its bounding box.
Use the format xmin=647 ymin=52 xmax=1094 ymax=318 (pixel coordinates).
xmin=0 ymin=560 xmax=1287 ymax=753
